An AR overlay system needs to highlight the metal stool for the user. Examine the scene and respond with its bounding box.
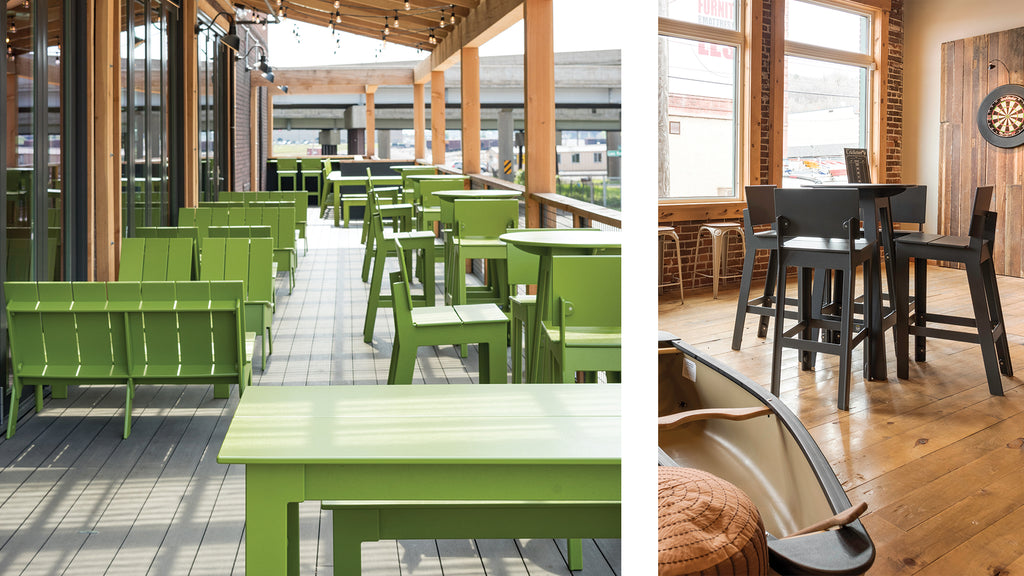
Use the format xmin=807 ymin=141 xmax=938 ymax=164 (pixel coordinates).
xmin=693 ymin=222 xmax=745 ymax=299
xmin=658 ymin=226 xmax=684 ymax=304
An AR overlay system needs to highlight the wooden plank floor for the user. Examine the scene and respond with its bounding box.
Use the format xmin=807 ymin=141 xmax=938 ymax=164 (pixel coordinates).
xmin=0 ymin=209 xmax=621 ymax=576
xmin=659 ymin=266 xmax=1024 ymax=575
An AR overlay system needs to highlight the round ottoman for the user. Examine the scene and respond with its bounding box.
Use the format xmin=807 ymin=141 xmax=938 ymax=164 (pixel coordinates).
xmin=658 ymin=467 xmax=769 ymax=576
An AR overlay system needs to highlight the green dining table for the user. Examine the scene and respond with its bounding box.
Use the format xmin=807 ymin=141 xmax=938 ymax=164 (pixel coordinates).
xmin=325 ymin=172 xmax=403 ymax=227
xmin=217 ymin=383 xmax=621 ymax=576
xmin=499 ymin=230 xmax=622 ymax=383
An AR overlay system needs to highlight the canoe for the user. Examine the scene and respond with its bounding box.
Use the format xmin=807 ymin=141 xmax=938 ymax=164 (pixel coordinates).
xmin=658 ymin=334 xmax=874 ymax=576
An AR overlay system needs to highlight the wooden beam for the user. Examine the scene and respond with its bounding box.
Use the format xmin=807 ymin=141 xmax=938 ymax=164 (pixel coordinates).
xmin=431 ymin=70 xmax=446 ymax=165
xmin=86 ymin=0 xmax=95 ymax=279
xmin=366 ymin=90 xmax=376 ymax=157
xmin=523 ymin=0 xmax=553 ymax=228
xmin=872 ymin=5 xmax=889 ymax=181
xmin=461 ymin=46 xmax=480 ymax=174
xmin=414 ymin=81 xmax=426 ymax=160
xmin=414 ymin=0 xmax=523 ymax=82
xmin=183 ymin=0 xmax=199 ymax=207
xmin=93 ymin=0 xmax=120 ymax=281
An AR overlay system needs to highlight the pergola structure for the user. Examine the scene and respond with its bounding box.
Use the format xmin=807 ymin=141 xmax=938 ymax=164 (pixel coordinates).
xmin=234 ymin=0 xmax=554 ymax=229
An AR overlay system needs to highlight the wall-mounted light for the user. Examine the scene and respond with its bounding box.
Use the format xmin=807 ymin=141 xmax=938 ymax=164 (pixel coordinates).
xmin=195 ymin=12 xmax=240 ymax=52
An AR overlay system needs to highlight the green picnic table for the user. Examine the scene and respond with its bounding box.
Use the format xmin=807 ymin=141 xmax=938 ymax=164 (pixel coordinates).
xmin=217 ymin=383 xmax=621 ymax=575
xmin=325 ymin=172 xmax=403 ymax=227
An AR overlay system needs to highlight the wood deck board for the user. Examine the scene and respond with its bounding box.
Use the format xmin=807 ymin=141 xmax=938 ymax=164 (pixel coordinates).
xmin=0 ymin=210 xmax=618 ymax=575
xmin=660 ymin=265 xmax=1024 ymax=575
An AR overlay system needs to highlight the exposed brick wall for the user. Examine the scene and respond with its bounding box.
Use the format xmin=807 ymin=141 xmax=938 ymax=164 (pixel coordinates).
xmin=659 ymin=0 xmax=905 ymax=298
xmin=233 ymin=19 xmax=269 ymax=191
xmin=659 ymin=219 xmax=768 ymax=295
xmin=885 ymin=0 xmax=904 ymax=182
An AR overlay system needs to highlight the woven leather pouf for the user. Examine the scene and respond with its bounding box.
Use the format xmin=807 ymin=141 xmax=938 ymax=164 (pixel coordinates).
xmin=658 ymin=467 xmax=769 ymax=576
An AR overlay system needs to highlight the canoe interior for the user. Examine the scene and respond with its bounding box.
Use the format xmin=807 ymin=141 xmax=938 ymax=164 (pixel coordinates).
xmin=658 ymin=344 xmax=834 ymax=538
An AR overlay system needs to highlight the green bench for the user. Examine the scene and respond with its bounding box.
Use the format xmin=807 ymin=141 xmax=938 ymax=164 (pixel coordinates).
xmin=5 ymin=280 xmax=253 ymax=439
xmin=220 ymin=191 xmax=309 ymax=255
xmin=321 ymin=500 xmax=617 ymax=575
xmin=180 ymin=206 xmax=296 ymax=294
xmin=201 ymin=237 xmax=276 ymax=369
xmin=118 ymin=237 xmax=196 ymax=281
xmin=134 ymin=226 xmax=201 ymax=280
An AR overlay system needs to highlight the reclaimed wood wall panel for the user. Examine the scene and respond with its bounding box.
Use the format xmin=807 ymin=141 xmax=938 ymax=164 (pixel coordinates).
xmin=940 ymin=27 xmax=1024 ymax=277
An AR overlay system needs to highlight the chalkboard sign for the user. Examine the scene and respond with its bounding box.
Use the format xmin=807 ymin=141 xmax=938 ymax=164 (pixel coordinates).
xmin=844 ymin=148 xmax=871 ymax=184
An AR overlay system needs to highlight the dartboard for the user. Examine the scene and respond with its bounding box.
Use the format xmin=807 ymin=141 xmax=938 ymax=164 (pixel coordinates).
xmin=978 ymin=84 xmax=1024 ymax=148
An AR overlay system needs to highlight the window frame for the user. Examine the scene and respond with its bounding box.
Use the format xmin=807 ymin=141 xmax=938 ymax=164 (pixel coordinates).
xmin=658 ymin=12 xmax=746 ymax=205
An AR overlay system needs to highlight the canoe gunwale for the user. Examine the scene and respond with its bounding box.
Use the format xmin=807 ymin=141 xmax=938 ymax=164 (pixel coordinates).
xmin=662 ymin=338 xmax=876 ymax=576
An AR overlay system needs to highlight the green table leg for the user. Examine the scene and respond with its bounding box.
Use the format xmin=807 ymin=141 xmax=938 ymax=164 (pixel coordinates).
xmin=333 ymin=182 xmax=341 ymax=228
xmin=246 ymin=465 xmax=305 ymax=576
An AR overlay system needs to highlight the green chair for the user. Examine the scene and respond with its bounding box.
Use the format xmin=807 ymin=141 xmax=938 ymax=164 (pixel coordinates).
xmin=135 ymin=226 xmax=201 ymax=280
xmin=118 ymin=237 xmax=195 ymax=281
xmin=276 ymin=158 xmax=298 ymax=191
xmin=201 ymin=237 xmax=275 ymax=369
xmin=362 ymin=212 xmax=437 ymax=343
xmin=206 ymin=225 xmax=272 ymax=238
xmin=541 ymin=255 xmax=622 ymax=383
xmin=299 ymin=158 xmax=322 ymax=203
xmin=447 ymin=198 xmax=518 ymax=308
xmin=387 ymin=239 xmax=509 ymax=385
xmin=242 ymin=205 xmax=296 ymax=294
xmin=361 ymin=178 xmax=415 ymax=283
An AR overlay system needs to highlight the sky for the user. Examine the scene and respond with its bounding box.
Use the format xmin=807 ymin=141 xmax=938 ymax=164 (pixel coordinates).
xmin=267 ymin=0 xmax=624 ymax=68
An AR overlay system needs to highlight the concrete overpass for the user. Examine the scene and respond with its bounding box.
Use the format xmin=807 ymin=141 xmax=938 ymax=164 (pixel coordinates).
xmin=270 ymin=49 xmax=621 ymax=132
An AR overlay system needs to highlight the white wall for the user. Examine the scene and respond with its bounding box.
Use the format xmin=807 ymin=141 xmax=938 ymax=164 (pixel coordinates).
xmin=904 ymin=0 xmax=1024 ymax=232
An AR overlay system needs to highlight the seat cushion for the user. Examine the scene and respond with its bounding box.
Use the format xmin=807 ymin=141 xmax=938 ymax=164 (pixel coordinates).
xmin=658 ymin=466 xmax=768 ymax=576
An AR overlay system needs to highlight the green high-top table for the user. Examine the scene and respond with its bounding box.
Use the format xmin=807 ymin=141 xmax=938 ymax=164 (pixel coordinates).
xmin=217 ymin=384 xmax=621 ymax=575
xmin=500 ymin=230 xmax=622 ymax=383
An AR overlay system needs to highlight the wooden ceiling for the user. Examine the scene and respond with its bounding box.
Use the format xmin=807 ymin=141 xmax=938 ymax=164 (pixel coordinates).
xmin=230 ymin=0 xmax=482 ymax=52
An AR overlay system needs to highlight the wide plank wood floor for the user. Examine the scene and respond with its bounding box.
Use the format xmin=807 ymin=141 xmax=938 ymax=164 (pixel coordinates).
xmin=0 ymin=209 xmax=621 ymax=576
xmin=660 ymin=266 xmax=1024 ymax=575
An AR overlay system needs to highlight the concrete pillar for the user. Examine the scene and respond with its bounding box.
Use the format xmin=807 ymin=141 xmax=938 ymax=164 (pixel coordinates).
xmin=348 ymin=129 xmax=365 ymax=156
xmin=498 ymin=108 xmax=514 ymax=181
xmin=377 ymin=130 xmax=391 ymax=159
xmin=607 ymin=130 xmax=621 ymax=178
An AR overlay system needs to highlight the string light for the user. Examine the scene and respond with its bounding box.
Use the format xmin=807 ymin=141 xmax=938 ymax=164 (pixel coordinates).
xmin=333 ymin=0 xmax=339 ymax=7
xmin=428 ymin=29 xmax=436 ymax=45
xmin=404 ymin=0 xmax=410 ymax=10
xmin=439 ymin=11 xmax=445 ymax=27
xmin=393 ymin=10 xmax=399 ymax=28
xmin=9 ymin=21 xmax=15 ymax=34
xmin=383 ymin=17 xmax=389 ymax=35
xmin=335 ymin=10 xmax=341 ymax=24
xmin=450 ymin=5 xmax=456 ymax=24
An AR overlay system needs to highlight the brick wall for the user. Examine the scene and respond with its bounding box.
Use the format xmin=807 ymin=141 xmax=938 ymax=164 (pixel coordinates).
xmin=233 ymin=21 xmax=269 ymax=191
xmin=660 ymin=0 xmax=905 ymax=299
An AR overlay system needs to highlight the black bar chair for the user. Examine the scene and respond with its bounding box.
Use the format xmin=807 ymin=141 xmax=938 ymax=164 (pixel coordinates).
xmin=732 ymin=185 xmax=782 ymax=349
xmin=771 ymin=187 xmax=876 ymax=411
xmin=893 ymin=185 xmax=1011 ymax=396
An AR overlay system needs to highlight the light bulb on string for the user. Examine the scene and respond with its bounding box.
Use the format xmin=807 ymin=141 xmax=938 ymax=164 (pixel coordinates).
xmin=333 ymin=0 xmax=339 ymax=7
xmin=383 ymin=18 xmax=389 ymax=35
xmin=393 ymin=10 xmax=399 ymax=28
xmin=439 ymin=11 xmax=445 ymax=27
xmin=450 ymin=6 xmax=455 ymax=25
xmin=404 ymin=0 xmax=410 ymax=10
xmin=335 ymin=11 xmax=341 ymax=24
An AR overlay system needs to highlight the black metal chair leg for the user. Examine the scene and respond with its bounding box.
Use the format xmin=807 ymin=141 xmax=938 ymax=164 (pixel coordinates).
xmin=914 ymin=257 xmax=928 ymax=362
xmin=757 ymin=250 xmax=779 ymax=339
xmin=732 ymin=245 xmax=759 ymax=350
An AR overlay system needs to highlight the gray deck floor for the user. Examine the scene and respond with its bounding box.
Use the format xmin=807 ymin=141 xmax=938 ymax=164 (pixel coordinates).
xmin=0 ymin=209 xmax=621 ymax=575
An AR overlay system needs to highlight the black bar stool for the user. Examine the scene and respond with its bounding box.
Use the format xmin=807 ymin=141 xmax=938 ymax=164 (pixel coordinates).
xmin=771 ymin=187 xmax=875 ymax=411
xmin=893 ymin=185 xmax=1012 ymax=395
xmin=732 ymin=185 xmax=779 ymax=349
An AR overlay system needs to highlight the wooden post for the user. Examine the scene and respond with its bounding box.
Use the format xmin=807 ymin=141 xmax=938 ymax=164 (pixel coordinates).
xmin=744 ymin=0 xmax=763 ymax=186
xmin=268 ymin=93 xmax=274 ymax=159
xmin=92 ymin=0 xmax=121 ymax=280
xmin=461 ymin=47 xmax=480 ymax=174
xmin=183 ymin=0 xmax=198 ymax=207
xmin=414 ymin=82 xmax=426 ymax=161
xmin=366 ymin=87 xmax=376 ymax=157
xmin=524 ymin=0 xmax=555 ymax=228
xmin=250 ymin=85 xmax=258 ymax=190
xmin=431 ymin=70 xmax=446 ymax=166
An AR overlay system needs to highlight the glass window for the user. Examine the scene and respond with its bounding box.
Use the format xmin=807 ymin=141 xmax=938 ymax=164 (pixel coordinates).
xmin=660 ymin=35 xmax=738 ymax=199
xmin=786 ymin=0 xmax=870 ymax=54
xmin=783 ymin=1 xmax=873 ymax=187
xmin=662 ymin=0 xmax=739 ymax=31
xmin=783 ymin=57 xmax=867 ymax=185
xmin=6 ymin=3 xmax=34 ymax=281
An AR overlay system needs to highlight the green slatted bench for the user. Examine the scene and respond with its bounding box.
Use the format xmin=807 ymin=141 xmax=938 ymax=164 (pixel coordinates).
xmin=320 ymin=500 xmax=616 ymax=576
xmin=135 ymin=226 xmax=201 ymax=280
xmin=221 ymin=191 xmax=309 ymax=255
xmin=5 ymin=280 xmax=253 ymax=439
xmin=201 ymin=237 xmax=276 ymax=369
xmin=118 ymin=237 xmax=196 ymax=281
